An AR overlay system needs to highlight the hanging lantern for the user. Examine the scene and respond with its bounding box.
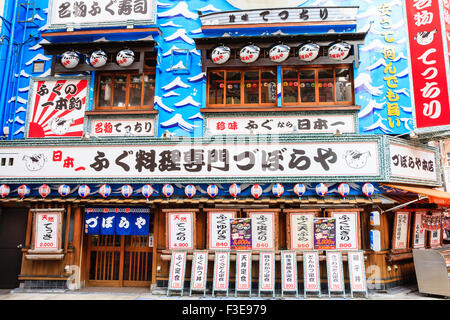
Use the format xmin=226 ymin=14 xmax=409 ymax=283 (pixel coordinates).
xmin=294 ymin=183 xmax=306 ymax=199
xmin=328 ymin=42 xmax=351 ymax=61
xmin=185 ymin=184 xmax=196 ymax=199
xmin=142 ymin=184 xmax=154 ymax=199
xmin=89 ymin=49 xmax=108 ymax=68
xmin=18 ymin=184 xmax=30 ymax=199
xmin=116 ymin=49 xmax=135 ymax=67
xmin=240 ymin=45 xmax=260 ymax=63
xmin=315 ymin=183 xmax=328 ymax=197
xmin=121 ymin=184 xmax=133 ymax=198
xmin=211 ymin=45 xmax=231 ymax=64
xmin=60 ymin=51 xmax=82 ymax=69
xmin=229 ymin=183 xmax=240 ymax=199
xmin=338 ymin=183 xmax=350 ymax=198
xmin=99 ymin=184 xmax=112 ymax=198
xmin=362 ymin=183 xmax=375 ymax=198
xmin=162 ymin=184 xmax=174 ymax=198
xmin=58 ymin=184 xmax=71 ymax=197
xmin=207 ymin=184 xmax=219 ymax=198
xmin=78 ymin=184 xmax=90 ymax=198
xmin=272 ymin=183 xmax=284 ymax=198
xmin=251 ymin=184 xmax=263 ymax=199
xmin=0 ymin=184 xmax=10 ymax=198
xmin=269 ymin=44 xmax=290 ymax=63
xmin=39 ymin=184 xmax=51 ymax=198
xmin=298 ymin=43 xmax=320 ymax=61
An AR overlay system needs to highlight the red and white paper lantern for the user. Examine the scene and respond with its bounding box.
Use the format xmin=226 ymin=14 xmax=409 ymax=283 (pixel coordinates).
xmin=99 ymin=184 xmax=112 ymax=198
xmin=185 ymin=184 xmax=196 ymax=199
xmin=269 ymin=44 xmax=290 ymax=63
xmin=162 ymin=184 xmax=174 ymax=198
xmin=60 ymin=51 xmax=81 ymax=69
xmin=328 ymin=42 xmax=351 ymax=61
xmin=338 ymin=183 xmax=350 ymax=198
xmin=298 ymin=43 xmax=320 ymax=61
xmin=272 ymin=183 xmax=284 ymax=198
xmin=240 ymin=45 xmax=260 ymax=63
xmin=362 ymin=183 xmax=375 ymax=198
xmin=294 ymin=183 xmax=306 ymax=198
xmin=116 ymin=49 xmax=135 ymax=67
xmin=211 ymin=46 xmax=231 ymax=65
xmin=142 ymin=184 xmax=154 ymax=199
xmin=315 ymin=183 xmax=328 ymax=197
xmin=89 ymin=50 xmax=108 ymax=68
xmin=0 ymin=184 xmax=10 ymax=198
xmin=229 ymin=183 xmax=240 ymax=199
xmin=58 ymin=184 xmax=71 ymax=197
xmin=18 ymin=184 xmax=30 ymax=199
xmin=121 ymin=184 xmax=133 ymax=198
xmin=78 ymin=184 xmax=90 ymax=198
xmin=251 ymin=184 xmax=263 ymax=199
xmin=207 ymin=184 xmax=219 ymax=198
xmin=39 ymin=184 xmax=51 ymax=198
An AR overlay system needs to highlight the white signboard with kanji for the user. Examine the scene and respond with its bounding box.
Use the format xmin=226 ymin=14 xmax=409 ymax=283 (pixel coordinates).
xmin=393 ymin=211 xmax=410 ymax=250
xmin=190 ymin=251 xmax=208 ymax=296
xmin=34 ymin=212 xmax=61 ymax=251
xmin=167 ymin=212 xmax=194 ymax=250
xmin=330 ymin=211 xmax=359 ymax=250
xmin=213 ymin=250 xmax=230 ymax=296
xmin=208 ymin=211 xmax=236 ymax=250
xmin=413 ymin=211 xmax=426 ymax=249
xmin=347 ymin=250 xmax=368 ymax=298
xmin=91 ymin=119 xmax=155 ymax=137
xmin=281 ymin=251 xmax=298 ymax=296
xmin=235 ymin=251 xmax=252 ymax=295
xmin=289 ymin=212 xmax=315 ymax=250
xmin=248 ymin=212 xmax=275 ymax=250
xmin=303 ymin=251 xmax=321 ymax=297
xmin=168 ymin=251 xmax=187 ymax=295
xmin=259 ymin=251 xmax=275 ymax=296
xmin=326 ymin=251 xmax=345 ymax=297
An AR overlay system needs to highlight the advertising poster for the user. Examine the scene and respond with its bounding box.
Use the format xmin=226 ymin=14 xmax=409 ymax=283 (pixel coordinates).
xmin=230 ymin=218 xmax=252 ymax=250
xmin=313 ymin=218 xmax=336 ymax=250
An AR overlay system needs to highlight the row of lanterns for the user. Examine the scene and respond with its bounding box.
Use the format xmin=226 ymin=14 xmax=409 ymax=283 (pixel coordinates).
xmin=59 ymin=48 xmax=135 ymax=69
xmin=0 ymin=183 xmax=375 ymax=200
xmin=211 ymin=42 xmax=351 ymax=65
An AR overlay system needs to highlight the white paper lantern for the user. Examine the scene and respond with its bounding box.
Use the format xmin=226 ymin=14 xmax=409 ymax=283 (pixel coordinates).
xmin=272 ymin=183 xmax=284 ymax=198
xmin=99 ymin=184 xmax=111 ymax=198
xmin=18 ymin=184 xmax=30 ymax=198
xmin=58 ymin=184 xmax=71 ymax=197
xmin=211 ymin=46 xmax=231 ymax=64
xmin=39 ymin=184 xmax=51 ymax=198
xmin=142 ymin=184 xmax=154 ymax=199
xmin=121 ymin=184 xmax=133 ymax=198
xmin=240 ymin=45 xmax=260 ymax=63
xmin=298 ymin=43 xmax=320 ymax=61
xmin=251 ymin=184 xmax=263 ymax=199
xmin=229 ymin=183 xmax=241 ymax=199
xmin=0 ymin=184 xmax=10 ymax=198
xmin=89 ymin=50 xmax=108 ymax=68
xmin=315 ymin=183 xmax=328 ymax=197
xmin=328 ymin=42 xmax=351 ymax=61
xmin=185 ymin=184 xmax=196 ymax=198
xmin=78 ymin=184 xmax=90 ymax=198
xmin=338 ymin=183 xmax=350 ymax=198
xmin=207 ymin=184 xmax=219 ymax=198
xmin=269 ymin=44 xmax=290 ymax=63
xmin=60 ymin=51 xmax=81 ymax=69
xmin=362 ymin=183 xmax=375 ymax=198
xmin=294 ymin=183 xmax=306 ymax=198
xmin=162 ymin=184 xmax=174 ymax=198
xmin=116 ymin=49 xmax=135 ymax=67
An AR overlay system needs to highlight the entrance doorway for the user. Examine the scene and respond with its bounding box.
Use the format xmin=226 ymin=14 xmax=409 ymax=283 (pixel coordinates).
xmin=87 ymin=235 xmax=153 ymax=287
xmin=0 ymin=207 xmax=28 ymax=289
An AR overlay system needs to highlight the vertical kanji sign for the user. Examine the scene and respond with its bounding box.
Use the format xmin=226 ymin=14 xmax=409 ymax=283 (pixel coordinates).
xmin=190 ymin=251 xmax=208 ymax=296
xmin=405 ymin=0 xmax=450 ymax=129
xmin=235 ymin=251 xmax=252 ymax=295
xmin=213 ymin=250 xmax=230 ymax=296
xmin=167 ymin=212 xmax=195 ymax=250
xmin=303 ymin=250 xmax=321 ymax=297
xmin=207 ymin=210 xmax=236 ymax=250
xmin=33 ymin=210 xmax=63 ymax=251
xmin=168 ymin=251 xmax=187 ymax=295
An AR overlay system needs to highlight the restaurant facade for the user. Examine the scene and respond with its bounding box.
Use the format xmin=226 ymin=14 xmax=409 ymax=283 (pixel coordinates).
xmin=0 ymin=0 xmax=449 ymax=296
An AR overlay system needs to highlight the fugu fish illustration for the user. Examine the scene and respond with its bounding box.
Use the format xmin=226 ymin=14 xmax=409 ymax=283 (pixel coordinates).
xmin=344 ymin=150 xmax=371 ymax=169
xmin=414 ymin=29 xmax=438 ymax=46
xmin=50 ymin=117 xmax=74 ymax=135
xmin=22 ymin=153 xmax=46 ymax=171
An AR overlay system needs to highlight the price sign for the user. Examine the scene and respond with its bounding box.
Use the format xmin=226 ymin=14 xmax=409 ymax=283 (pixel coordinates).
xmin=208 ymin=211 xmax=236 ymax=250
xmin=330 ymin=211 xmax=359 ymax=250
xmin=34 ymin=212 xmax=61 ymax=250
xmin=190 ymin=251 xmax=208 ymax=295
xmin=168 ymin=251 xmax=187 ymax=294
xmin=259 ymin=251 xmax=275 ymax=296
xmin=167 ymin=212 xmax=194 ymax=250
xmin=235 ymin=251 xmax=252 ymax=294
xmin=248 ymin=211 xmax=276 ymax=250
xmin=303 ymin=251 xmax=321 ymax=297
xmin=326 ymin=251 xmax=345 ymax=297
xmin=213 ymin=251 xmax=230 ymax=296
xmin=281 ymin=251 xmax=298 ymax=296
xmin=348 ymin=250 xmax=368 ymax=298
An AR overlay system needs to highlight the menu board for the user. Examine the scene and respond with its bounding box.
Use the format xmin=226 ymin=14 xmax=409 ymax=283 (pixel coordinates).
xmin=281 ymin=251 xmax=297 ymax=293
xmin=429 ymin=211 xmax=442 ymax=248
xmin=248 ymin=211 xmax=276 ymax=250
xmin=259 ymin=251 xmax=275 ymax=293
xmin=392 ymin=211 xmax=410 ymax=250
xmin=313 ymin=218 xmax=336 ymax=250
xmin=33 ymin=211 xmax=62 ymax=251
xmin=168 ymin=251 xmax=187 ymax=293
xmin=326 ymin=251 xmax=345 ymax=295
xmin=329 ymin=211 xmax=359 ymax=250
xmin=303 ymin=251 xmax=320 ymax=294
xmin=208 ymin=210 xmax=236 ymax=250
xmin=213 ymin=251 xmax=230 ymax=294
xmin=230 ymin=218 xmax=252 ymax=250
xmin=190 ymin=251 xmax=208 ymax=294
xmin=287 ymin=211 xmax=316 ymax=250
xmin=412 ymin=211 xmax=427 ymax=249
xmin=348 ymin=251 xmax=367 ymax=296
xmin=235 ymin=251 xmax=252 ymax=293
xmin=167 ymin=211 xmax=195 ymax=250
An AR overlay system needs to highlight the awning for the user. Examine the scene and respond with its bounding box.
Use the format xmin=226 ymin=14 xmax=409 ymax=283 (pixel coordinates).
xmin=382 ymin=183 xmax=450 ymax=206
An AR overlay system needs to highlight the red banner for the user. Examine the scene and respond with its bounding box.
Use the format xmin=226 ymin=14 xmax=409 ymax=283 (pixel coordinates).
xmin=442 ymin=0 xmax=450 ymax=65
xmin=405 ymin=0 xmax=450 ymax=129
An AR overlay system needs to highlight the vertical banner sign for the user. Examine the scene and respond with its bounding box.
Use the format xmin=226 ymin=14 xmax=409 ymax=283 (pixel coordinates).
xmin=326 ymin=251 xmax=345 ymax=297
xmin=34 ymin=212 xmax=61 ymax=250
xmin=303 ymin=251 xmax=321 ymax=297
xmin=314 ymin=218 xmax=336 ymax=250
xmin=248 ymin=212 xmax=276 ymax=250
xmin=330 ymin=211 xmax=359 ymax=250
xmin=413 ymin=211 xmax=427 ymax=248
xmin=230 ymin=218 xmax=252 ymax=250
xmin=213 ymin=251 xmax=230 ymax=296
xmin=168 ymin=251 xmax=187 ymax=295
xmin=190 ymin=251 xmax=208 ymax=296
xmin=289 ymin=212 xmax=315 ymax=250
xmin=392 ymin=211 xmax=410 ymax=250
xmin=405 ymin=0 xmax=450 ymax=129
xmin=27 ymin=78 xmax=89 ymax=138
xmin=235 ymin=251 xmax=252 ymax=295
xmin=259 ymin=251 xmax=275 ymax=296
xmin=429 ymin=210 xmax=442 ymax=248
xmin=208 ymin=211 xmax=236 ymax=250
xmin=347 ymin=251 xmax=368 ymax=298
xmin=168 ymin=212 xmax=194 ymax=250
xmin=281 ymin=251 xmax=298 ymax=296
xmin=442 ymin=0 xmax=450 ymax=66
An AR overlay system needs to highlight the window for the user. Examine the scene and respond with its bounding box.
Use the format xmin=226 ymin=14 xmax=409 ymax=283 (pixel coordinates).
xmin=95 ymin=71 xmax=155 ymax=110
xmin=282 ymin=65 xmax=353 ymax=106
xmin=207 ymin=68 xmax=277 ymax=107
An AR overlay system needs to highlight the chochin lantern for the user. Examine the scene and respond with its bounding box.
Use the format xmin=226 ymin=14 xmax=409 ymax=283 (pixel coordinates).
xmin=240 ymin=45 xmax=260 ymax=63
xmin=298 ymin=43 xmax=320 ymax=61
xmin=58 ymin=184 xmax=71 ymax=197
xmin=121 ymin=184 xmax=133 ymax=198
xmin=39 ymin=184 xmax=51 ymax=198
xmin=251 ymin=184 xmax=263 ymax=199
xmin=315 ymin=183 xmax=328 ymax=197
xmin=89 ymin=50 xmax=108 ymax=68
xmin=294 ymin=183 xmax=306 ymax=199
xmin=0 ymin=184 xmax=10 ymax=198
xmin=185 ymin=184 xmax=196 ymax=198
xmin=162 ymin=184 xmax=174 ymax=198
xmin=272 ymin=183 xmax=284 ymax=198
xmin=207 ymin=184 xmax=219 ymax=198
xmin=99 ymin=184 xmax=111 ymax=198
xmin=211 ymin=45 xmax=231 ymax=65
xmin=269 ymin=44 xmax=290 ymax=63
xmin=78 ymin=184 xmax=90 ymax=198
xmin=229 ymin=183 xmax=240 ymax=199
xmin=60 ymin=51 xmax=82 ymax=69
xmin=142 ymin=184 xmax=154 ymax=200
xmin=338 ymin=183 xmax=350 ymax=199
xmin=116 ymin=49 xmax=135 ymax=67
xmin=362 ymin=182 xmax=375 ymax=198
xmin=328 ymin=42 xmax=351 ymax=61
xmin=18 ymin=184 xmax=30 ymax=199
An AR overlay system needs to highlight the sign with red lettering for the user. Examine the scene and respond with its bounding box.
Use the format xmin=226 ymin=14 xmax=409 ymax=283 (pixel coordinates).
xmin=167 ymin=212 xmax=194 ymax=250
xmin=405 ymin=0 xmax=450 ymax=129
xmin=190 ymin=251 xmax=208 ymax=292
xmin=168 ymin=251 xmax=187 ymax=291
xmin=303 ymin=251 xmax=320 ymax=293
xmin=208 ymin=211 xmax=236 ymax=250
xmin=34 ymin=211 xmax=61 ymax=250
xmin=392 ymin=211 xmax=410 ymax=250
xmin=330 ymin=211 xmax=359 ymax=250
xmin=313 ymin=218 xmax=336 ymax=250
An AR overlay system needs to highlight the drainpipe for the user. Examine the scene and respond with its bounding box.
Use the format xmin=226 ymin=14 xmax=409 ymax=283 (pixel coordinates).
xmin=0 ymin=0 xmax=19 ymax=139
